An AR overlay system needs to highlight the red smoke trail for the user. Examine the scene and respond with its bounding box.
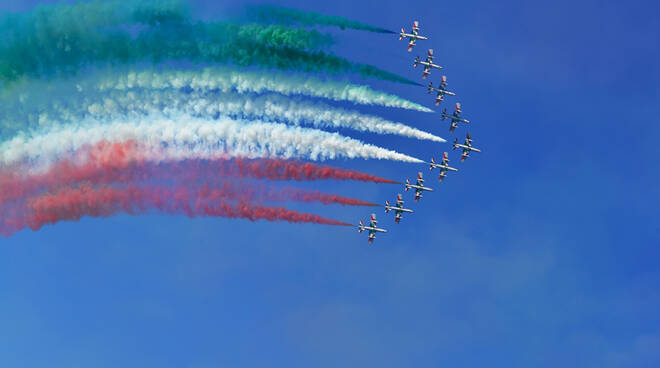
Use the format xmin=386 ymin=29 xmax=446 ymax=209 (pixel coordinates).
xmin=231 ymin=157 xmax=400 ymax=183
xmin=21 ymin=184 xmax=352 ymax=234
xmin=0 ymin=140 xmax=398 ymax=205
xmin=196 ymin=182 xmax=379 ymax=207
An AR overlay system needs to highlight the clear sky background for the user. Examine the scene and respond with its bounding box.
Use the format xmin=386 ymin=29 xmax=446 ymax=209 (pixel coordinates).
xmin=1 ymin=0 xmax=659 ymax=367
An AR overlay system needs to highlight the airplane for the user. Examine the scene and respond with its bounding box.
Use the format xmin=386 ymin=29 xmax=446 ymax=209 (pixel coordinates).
xmin=404 ymin=172 xmax=433 ymax=202
xmin=384 ymin=194 xmax=414 ymax=224
xmin=427 ymin=75 xmax=456 ymax=105
xmin=414 ymin=49 xmax=443 ymax=79
xmin=399 ymin=20 xmax=428 ymax=52
xmin=358 ymin=213 xmax=387 ymax=244
xmin=429 ymin=152 xmax=459 ymax=182
xmin=453 ymin=132 xmax=482 ymax=162
xmin=441 ymin=102 xmax=470 ymax=132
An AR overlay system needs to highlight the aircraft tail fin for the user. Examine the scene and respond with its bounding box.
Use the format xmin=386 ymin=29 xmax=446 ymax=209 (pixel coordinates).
xmin=441 ymin=108 xmax=447 ymax=120
xmin=358 ymin=220 xmax=363 ymax=233
xmin=399 ymin=28 xmax=405 ymax=40
xmin=384 ymin=201 xmax=390 ymax=213
xmin=452 ymin=138 xmax=458 ymax=150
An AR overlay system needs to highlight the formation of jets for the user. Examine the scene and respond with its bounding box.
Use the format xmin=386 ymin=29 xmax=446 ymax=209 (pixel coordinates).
xmin=441 ymin=103 xmax=470 ymax=132
xmin=358 ymin=214 xmax=387 ymax=244
xmin=357 ymin=20 xmax=484 ymax=244
xmin=404 ymin=172 xmax=434 ymax=202
xmin=399 ymin=21 xmax=427 ymax=52
xmin=453 ymin=132 xmax=482 ymax=162
xmin=384 ymin=194 xmax=413 ymax=224
xmin=429 ymin=152 xmax=458 ymax=182
xmin=427 ymin=76 xmax=455 ymax=105
xmin=414 ymin=49 xmax=442 ymax=79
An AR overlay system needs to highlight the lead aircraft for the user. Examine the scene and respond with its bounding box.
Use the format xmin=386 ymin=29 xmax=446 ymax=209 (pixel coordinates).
xmin=441 ymin=102 xmax=470 ymax=132
xmin=453 ymin=132 xmax=482 ymax=162
xmin=429 ymin=152 xmax=459 ymax=181
xmin=384 ymin=194 xmax=414 ymax=224
xmin=358 ymin=214 xmax=387 ymax=244
xmin=427 ymin=75 xmax=456 ymax=105
xmin=399 ymin=21 xmax=428 ymax=51
xmin=405 ymin=172 xmax=433 ymax=202
xmin=414 ymin=49 xmax=443 ymax=79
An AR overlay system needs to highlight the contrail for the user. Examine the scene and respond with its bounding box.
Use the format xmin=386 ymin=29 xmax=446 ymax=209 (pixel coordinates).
xmin=0 ymin=115 xmax=424 ymax=169
xmin=244 ymin=5 xmax=395 ymax=34
xmin=13 ymin=89 xmax=442 ymax=142
xmin=0 ymin=140 xmax=399 ymax=205
xmin=10 ymin=184 xmax=351 ymax=237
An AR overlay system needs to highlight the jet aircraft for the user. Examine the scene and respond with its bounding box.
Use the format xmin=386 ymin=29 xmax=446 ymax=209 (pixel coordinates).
xmin=441 ymin=102 xmax=470 ymax=132
xmin=399 ymin=21 xmax=428 ymax=52
xmin=429 ymin=152 xmax=459 ymax=182
xmin=384 ymin=194 xmax=414 ymax=224
xmin=414 ymin=49 xmax=443 ymax=79
xmin=405 ymin=172 xmax=433 ymax=202
xmin=358 ymin=213 xmax=387 ymax=244
xmin=453 ymin=132 xmax=482 ymax=162
xmin=427 ymin=76 xmax=456 ymax=105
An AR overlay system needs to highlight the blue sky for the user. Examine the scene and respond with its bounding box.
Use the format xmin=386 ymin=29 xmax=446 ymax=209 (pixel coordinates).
xmin=1 ymin=0 xmax=659 ymax=367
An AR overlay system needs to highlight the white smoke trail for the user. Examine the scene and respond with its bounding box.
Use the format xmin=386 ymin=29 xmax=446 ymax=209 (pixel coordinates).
xmin=32 ymin=89 xmax=444 ymax=142
xmin=98 ymin=68 xmax=432 ymax=111
xmin=1 ymin=66 xmax=431 ymax=115
xmin=0 ymin=114 xmax=424 ymax=172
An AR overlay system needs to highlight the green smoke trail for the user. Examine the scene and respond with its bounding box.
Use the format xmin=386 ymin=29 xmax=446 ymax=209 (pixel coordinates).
xmin=0 ymin=0 xmax=189 ymax=84
xmin=0 ymin=1 xmax=415 ymax=87
xmin=244 ymin=4 xmax=395 ymax=34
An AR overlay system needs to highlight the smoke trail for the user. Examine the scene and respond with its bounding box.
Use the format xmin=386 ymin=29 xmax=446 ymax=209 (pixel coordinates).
xmin=0 ymin=114 xmax=424 ymax=169
xmin=1 ymin=0 xmax=190 ymax=35
xmin=1 ymin=21 xmax=335 ymax=85
xmin=0 ymin=141 xmax=398 ymax=206
xmin=1 ymin=1 xmax=414 ymax=86
xmin=13 ymin=88 xmax=442 ymax=142
xmin=10 ymin=184 xmax=351 ymax=237
xmin=244 ymin=5 xmax=395 ymax=34
xmin=193 ymin=181 xmax=379 ymax=207
xmin=0 ymin=148 xmax=380 ymax=208
xmin=0 ymin=0 xmax=190 ymax=85
xmin=1 ymin=67 xmax=430 ymax=137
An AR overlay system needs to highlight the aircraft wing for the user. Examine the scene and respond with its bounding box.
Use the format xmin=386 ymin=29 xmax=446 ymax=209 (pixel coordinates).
xmin=422 ymin=66 xmax=430 ymax=79
xmin=449 ymin=120 xmax=458 ymax=132
xmin=461 ymin=149 xmax=469 ymax=162
xmin=408 ymin=39 xmax=416 ymax=51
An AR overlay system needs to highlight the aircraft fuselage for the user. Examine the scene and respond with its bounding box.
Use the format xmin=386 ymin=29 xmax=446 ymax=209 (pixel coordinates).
xmin=431 ymin=164 xmax=458 ymax=172
xmin=431 ymin=88 xmax=455 ymax=95
xmin=442 ymin=113 xmax=469 ymax=123
xmin=455 ymin=144 xmax=481 ymax=152
xmin=420 ymin=61 xmax=442 ymax=69
xmin=402 ymin=33 xmax=428 ymax=40
xmin=385 ymin=206 xmax=414 ymax=213
xmin=405 ymin=184 xmax=433 ymax=191
xmin=360 ymin=226 xmax=387 ymax=233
